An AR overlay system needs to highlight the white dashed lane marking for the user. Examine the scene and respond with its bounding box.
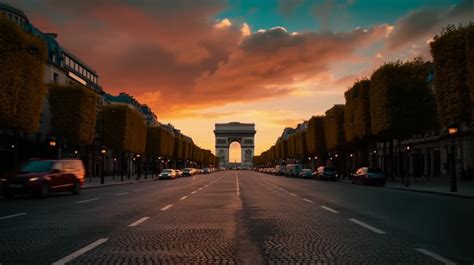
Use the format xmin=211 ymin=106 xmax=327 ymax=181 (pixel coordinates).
xmin=415 ymin=248 xmax=456 ymax=265
xmin=303 ymin=198 xmax=313 ymax=203
xmin=128 ymin=217 xmax=149 ymax=227
xmin=321 ymin=205 xmax=339 ymax=214
xmin=160 ymin=204 xmax=173 ymax=211
xmin=349 ymin=218 xmax=386 ymax=235
xmin=114 ymin=192 xmax=129 ymax=196
xmin=180 ymin=196 xmax=188 ymax=201
xmin=191 ymin=191 xmax=197 ymax=194
xmin=75 ymin=198 xmax=99 ymax=204
xmin=0 ymin=212 xmax=27 ymax=220
xmin=52 ymin=238 xmax=109 ymax=265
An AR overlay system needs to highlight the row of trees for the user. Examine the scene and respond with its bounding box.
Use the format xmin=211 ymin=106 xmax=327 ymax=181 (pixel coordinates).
xmin=255 ymin=23 xmax=474 ymax=178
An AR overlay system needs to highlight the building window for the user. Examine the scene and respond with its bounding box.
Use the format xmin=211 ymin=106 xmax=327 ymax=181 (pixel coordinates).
xmin=53 ymin=72 xmax=59 ymax=83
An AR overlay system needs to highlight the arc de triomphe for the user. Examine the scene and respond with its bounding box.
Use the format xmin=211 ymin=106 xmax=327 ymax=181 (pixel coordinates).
xmin=214 ymin=122 xmax=256 ymax=168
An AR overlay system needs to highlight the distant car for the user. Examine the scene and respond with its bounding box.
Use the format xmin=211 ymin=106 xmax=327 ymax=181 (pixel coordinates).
xmin=1 ymin=159 xmax=85 ymax=198
xmin=314 ymin=166 xmax=338 ymax=181
xmin=203 ymin=168 xmax=210 ymax=174
xmin=182 ymin=168 xmax=194 ymax=177
xmin=286 ymin=164 xmax=303 ymax=178
xmin=159 ymin=169 xmax=177 ymax=180
xmin=352 ymin=167 xmax=385 ymax=185
xmin=274 ymin=165 xmax=286 ymax=175
xmin=299 ymin=169 xmax=313 ymax=179
xmin=175 ymin=169 xmax=183 ymax=178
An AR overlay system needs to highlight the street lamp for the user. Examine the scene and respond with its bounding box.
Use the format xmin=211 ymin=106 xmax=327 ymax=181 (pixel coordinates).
xmin=100 ymin=146 xmax=107 ymax=184
xmin=74 ymin=150 xmax=79 ymax=158
xmin=448 ymin=122 xmax=458 ymax=192
xmin=405 ymin=145 xmax=411 ymax=187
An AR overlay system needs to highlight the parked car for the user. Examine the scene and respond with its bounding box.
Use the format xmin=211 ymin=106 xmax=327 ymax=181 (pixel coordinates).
xmin=352 ymin=167 xmax=385 ymax=185
xmin=286 ymin=164 xmax=303 ymax=178
xmin=314 ymin=166 xmax=338 ymax=181
xmin=203 ymin=168 xmax=210 ymax=174
xmin=182 ymin=168 xmax=194 ymax=177
xmin=159 ymin=169 xmax=177 ymax=180
xmin=1 ymin=158 xmax=85 ymax=198
xmin=274 ymin=165 xmax=286 ymax=175
xmin=175 ymin=169 xmax=183 ymax=178
xmin=299 ymin=169 xmax=313 ymax=179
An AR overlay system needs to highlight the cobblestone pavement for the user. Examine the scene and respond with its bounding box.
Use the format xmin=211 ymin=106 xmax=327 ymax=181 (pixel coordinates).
xmin=0 ymin=171 xmax=472 ymax=264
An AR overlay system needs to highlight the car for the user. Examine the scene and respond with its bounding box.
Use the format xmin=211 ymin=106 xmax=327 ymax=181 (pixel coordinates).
xmin=1 ymin=158 xmax=85 ymax=198
xmin=285 ymin=164 xmax=303 ymax=178
xmin=314 ymin=166 xmax=338 ymax=181
xmin=175 ymin=169 xmax=183 ymax=178
xmin=298 ymin=169 xmax=313 ymax=179
xmin=182 ymin=168 xmax=194 ymax=177
xmin=158 ymin=169 xmax=177 ymax=180
xmin=203 ymin=168 xmax=210 ymax=174
xmin=352 ymin=167 xmax=385 ymax=185
xmin=274 ymin=165 xmax=286 ymax=175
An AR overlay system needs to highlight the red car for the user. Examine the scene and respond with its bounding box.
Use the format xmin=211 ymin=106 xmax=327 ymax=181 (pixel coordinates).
xmin=1 ymin=159 xmax=85 ymax=198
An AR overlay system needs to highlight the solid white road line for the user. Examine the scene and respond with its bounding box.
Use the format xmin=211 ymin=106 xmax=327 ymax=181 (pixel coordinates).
xmin=52 ymin=238 xmax=109 ymax=265
xmin=128 ymin=217 xmax=149 ymax=227
xmin=415 ymin=248 xmax=457 ymax=265
xmin=321 ymin=205 xmax=339 ymax=214
xmin=115 ymin=192 xmax=129 ymax=196
xmin=290 ymin=193 xmax=297 ymax=197
xmin=180 ymin=196 xmax=189 ymax=201
xmin=303 ymin=198 xmax=314 ymax=203
xmin=75 ymin=198 xmax=99 ymax=204
xmin=191 ymin=191 xmax=197 ymax=194
xmin=349 ymin=218 xmax=386 ymax=235
xmin=0 ymin=212 xmax=27 ymax=220
xmin=236 ymin=174 xmax=240 ymax=196
xmin=160 ymin=204 xmax=173 ymax=211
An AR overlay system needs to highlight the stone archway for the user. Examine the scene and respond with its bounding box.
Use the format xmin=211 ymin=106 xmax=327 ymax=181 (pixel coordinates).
xmin=214 ymin=122 xmax=256 ymax=168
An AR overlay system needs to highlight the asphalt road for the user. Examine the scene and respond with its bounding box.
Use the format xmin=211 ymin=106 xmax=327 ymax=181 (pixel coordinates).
xmin=0 ymin=170 xmax=472 ymax=264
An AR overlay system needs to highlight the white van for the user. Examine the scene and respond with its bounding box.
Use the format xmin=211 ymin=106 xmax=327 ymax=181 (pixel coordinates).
xmin=274 ymin=165 xmax=286 ymax=175
xmin=285 ymin=164 xmax=302 ymax=178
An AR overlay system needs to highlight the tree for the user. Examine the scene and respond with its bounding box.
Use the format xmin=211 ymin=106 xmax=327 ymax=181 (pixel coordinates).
xmin=431 ymin=24 xmax=473 ymax=125
xmin=48 ymin=84 xmax=98 ymax=145
xmin=0 ymin=16 xmax=47 ymax=132
xmin=305 ymin=116 xmax=327 ymax=158
xmin=369 ymin=59 xmax=437 ymax=139
xmin=103 ymin=105 xmax=147 ymax=153
xmin=324 ymin=105 xmax=345 ymax=151
xmin=344 ymin=79 xmax=371 ymax=143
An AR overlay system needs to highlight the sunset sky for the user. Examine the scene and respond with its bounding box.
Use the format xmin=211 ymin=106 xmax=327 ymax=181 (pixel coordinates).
xmin=5 ymin=0 xmax=473 ymax=161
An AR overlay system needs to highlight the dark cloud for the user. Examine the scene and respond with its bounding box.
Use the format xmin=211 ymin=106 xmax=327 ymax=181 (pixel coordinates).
xmin=387 ymin=0 xmax=474 ymax=50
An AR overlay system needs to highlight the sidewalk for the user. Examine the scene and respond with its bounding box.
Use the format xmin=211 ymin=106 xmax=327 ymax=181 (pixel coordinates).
xmin=82 ymin=174 xmax=157 ymax=189
xmin=385 ymin=178 xmax=474 ymax=199
xmin=341 ymin=177 xmax=474 ymax=199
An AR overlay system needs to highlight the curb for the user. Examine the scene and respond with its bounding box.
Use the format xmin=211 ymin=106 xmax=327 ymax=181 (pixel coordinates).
xmin=386 ymin=186 xmax=474 ymax=199
xmin=82 ymin=178 xmax=156 ymax=190
xmin=340 ymin=179 xmax=474 ymax=199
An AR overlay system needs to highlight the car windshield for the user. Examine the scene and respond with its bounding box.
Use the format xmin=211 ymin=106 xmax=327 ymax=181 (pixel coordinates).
xmin=368 ymin=168 xmax=383 ymax=173
xmin=21 ymin=161 xmax=53 ymax=173
xmin=162 ymin=169 xmax=173 ymax=173
xmin=324 ymin=167 xmax=335 ymax=172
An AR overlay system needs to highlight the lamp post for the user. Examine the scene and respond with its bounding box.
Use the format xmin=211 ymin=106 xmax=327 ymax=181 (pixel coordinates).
xmin=113 ymin=157 xmax=117 ymax=180
xmin=74 ymin=150 xmax=79 ymax=158
xmin=405 ymin=145 xmax=411 ymax=187
xmin=448 ymin=122 xmax=458 ymax=192
xmin=100 ymin=146 xmax=107 ymax=184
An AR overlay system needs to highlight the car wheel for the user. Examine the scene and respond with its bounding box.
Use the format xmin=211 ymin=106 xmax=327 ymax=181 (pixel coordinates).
xmin=39 ymin=183 xmax=49 ymax=198
xmin=72 ymin=181 xmax=81 ymax=195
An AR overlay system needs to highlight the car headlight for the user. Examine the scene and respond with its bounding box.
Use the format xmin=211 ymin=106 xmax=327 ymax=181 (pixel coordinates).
xmin=29 ymin=177 xmax=39 ymax=182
